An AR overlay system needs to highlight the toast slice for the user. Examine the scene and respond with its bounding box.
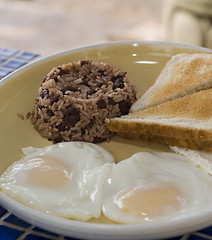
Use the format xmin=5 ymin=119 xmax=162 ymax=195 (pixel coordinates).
xmin=106 ymin=88 xmax=212 ymax=151
xmin=131 ymin=53 xmax=212 ymax=112
xmin=171 ymin=146 xmax=212 ymax=175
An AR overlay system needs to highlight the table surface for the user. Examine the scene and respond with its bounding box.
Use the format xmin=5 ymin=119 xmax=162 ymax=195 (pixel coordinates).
xmin=0 ymin=47 xmax=212 ymax=240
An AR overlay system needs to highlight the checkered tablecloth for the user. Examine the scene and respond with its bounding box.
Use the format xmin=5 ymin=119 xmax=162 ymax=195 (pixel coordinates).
xmin=0 ymin=47 xmax=212 ymax=240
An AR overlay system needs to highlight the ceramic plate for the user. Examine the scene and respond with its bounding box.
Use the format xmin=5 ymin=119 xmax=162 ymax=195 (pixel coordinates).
xmin=0 ymin=41 xmax=211 ymax=240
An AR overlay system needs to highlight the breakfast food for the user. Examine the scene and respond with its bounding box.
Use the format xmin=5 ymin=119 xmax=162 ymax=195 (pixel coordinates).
xmin=171 ymin=146 xmax=212 ymax=175
xmin=102 ymin=152 xmax=212 ymax=224
xmin=131 ymin=52 xmax=212 ymax=112
xmin=0 ymin=142 xmax=115 ymax=221
xmin=106 ymin=88 xmax=212 ymax=151
xmin=31 ymin=60 xmax=137 ymax=143
xmin=106 ymin=52 xmax=212 ymax=151
xmin=1 ymin=147 xmax=212 ymax=223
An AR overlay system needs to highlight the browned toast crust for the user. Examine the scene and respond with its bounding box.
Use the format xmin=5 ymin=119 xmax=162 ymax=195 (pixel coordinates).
xmin=118 ymin=130 xmax=212 ymax=152
xmin=106 ymin=87 xmax=212 ymax=151
xmin=106 ymin=119 xmax=212 ymax=151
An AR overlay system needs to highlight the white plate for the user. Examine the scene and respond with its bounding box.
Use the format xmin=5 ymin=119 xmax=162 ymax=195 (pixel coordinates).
xmin=0 ymin=41 xmax=211 ymax=239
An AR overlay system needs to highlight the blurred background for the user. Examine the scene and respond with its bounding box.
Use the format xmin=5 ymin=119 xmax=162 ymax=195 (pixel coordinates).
xmin=0 ymin=0 xmax=211 ymax=55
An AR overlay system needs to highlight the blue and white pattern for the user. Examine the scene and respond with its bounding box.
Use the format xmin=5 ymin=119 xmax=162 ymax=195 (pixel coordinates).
xmin=0 ymin=48 xmax=39 ymax=79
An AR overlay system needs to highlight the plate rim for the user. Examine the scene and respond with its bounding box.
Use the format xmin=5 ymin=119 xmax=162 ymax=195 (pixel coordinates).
xmin=1 ymin=190 xmax=212 ymax=240
xmin=1 ymin=40 xmax=212 ymax=88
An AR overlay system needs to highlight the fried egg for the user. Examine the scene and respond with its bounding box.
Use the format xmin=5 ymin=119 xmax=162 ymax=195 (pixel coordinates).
xmin=0 ymin=142 xmax=114 ymax=221
xmin=102 ymin=152 xmax=212 ymax=224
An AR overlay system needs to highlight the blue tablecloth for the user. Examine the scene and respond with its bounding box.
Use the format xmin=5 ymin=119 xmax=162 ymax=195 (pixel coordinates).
xmin=0 ymin=47 xmax=212 ymax=240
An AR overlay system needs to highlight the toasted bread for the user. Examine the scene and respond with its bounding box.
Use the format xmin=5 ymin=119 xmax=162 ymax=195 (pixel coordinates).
xmin=131 ymin=53 xmax=212 ymax=112
xmin=106 ymin=88 xmax=212 ymax=151
xmin=171 ymin=146 xmax=212 ymax=175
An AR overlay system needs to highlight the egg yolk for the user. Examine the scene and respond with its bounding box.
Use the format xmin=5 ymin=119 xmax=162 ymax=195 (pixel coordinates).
xmin=18 ymin=156 xmax=72 ymax=188
xmin=114 ymin=186 xmax=184 ymax=221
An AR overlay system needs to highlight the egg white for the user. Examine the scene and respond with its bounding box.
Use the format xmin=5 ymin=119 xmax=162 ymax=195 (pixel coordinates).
xmin=0 ymin=141 xmax=114 ymax=221
xmin=2 ymin=144 xmax=212 ymax=225
xmin=102 ymin=152 xmax=212 ymax=224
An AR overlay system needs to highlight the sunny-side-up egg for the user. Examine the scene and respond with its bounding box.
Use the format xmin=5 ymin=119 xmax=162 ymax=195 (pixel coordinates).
xmin=102 ymin=151 xmax=212 ymax=224
xmin=0 ymin=141 xmax=115 ymax=221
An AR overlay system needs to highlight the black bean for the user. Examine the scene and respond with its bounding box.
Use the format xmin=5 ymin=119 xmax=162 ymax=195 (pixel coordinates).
xmin=93 ymin=137 xmax=106 ymax=143
xmin=62 ymin=106 xmax=80 ymax=127
xmin=61 ymin=87 xmax=77 ymax=94
xmin=50 ymin=95 xmax=59 ymax=105
xmin=118 ymin=100 xmax=130 ymax=115
xmin=119 ymin=71 xmax=127 ymax=77
xmin=57 ymin=124 xmax=66 ymax=132
xmin=96 ymin=82 xmax=103 ymax=88
xmin=97 ymin=98 xmax=107 ymax=109
xmin=53 ymin=77 xmax=58 ymax=82
xmin=64 ymin=106 xmax=78 ymax=115
xmin=81 ymin=60 xmax=89 ymax=66
xmin=63 ymin=115 xmax=79 ymax=127
xmin=98 ymin=70 xmax=105 ymax=76
xmin=82 ymin=77 xmax=89 ymax=86
xmin=53 ymin=136 xmax=63 ymax=143
xmin=107 ymin=97 xmax=116 ymax=106
xmin=59 ymin=69 xmax=68 ymax=75
xmin=111 ymin=76 xmax=116 ymax=83
xmin=40 ymin=89 xmax=49 ymax=98
xmin=88 ymin=88 xmax=96 ymax=96
xmin=81 ymin=128 xmax=86 ymax=135
xmin=37 ymin=105 xmax=44 ymax=110
xmin=46 ymin=109 xmax=54 ymax=117
xmin=61 ymin=89 xmax=67 ymax=94
xmin=111 ymin=72 xmax=126 ymax=82
xmin=87 ymin=118 xmax=95 ymax=128
xmin=68 ymin=86 xmax=77 ymax=92
xmin=113 ymin=78 xmax=124 ymax=90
